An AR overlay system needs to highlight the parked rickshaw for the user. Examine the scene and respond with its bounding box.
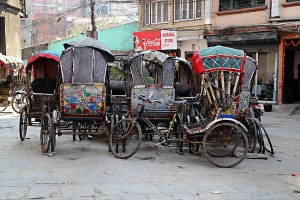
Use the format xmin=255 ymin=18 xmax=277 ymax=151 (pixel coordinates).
xmin=119 ymin=51 xmax=194 ymax=136
xmin=109 ymin=46 xmax=250 ymax=168
xmin=0 ymin=53 xmax=24 ymax=112
xmin=43 ymin=37 xmax=116 ymax=153
xmin=19 ymin=50 xmax=60 ymax=146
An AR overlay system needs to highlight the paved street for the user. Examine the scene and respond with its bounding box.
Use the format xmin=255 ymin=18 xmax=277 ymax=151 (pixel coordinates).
xmin=0 ymin=106 xmax=300 ymax=200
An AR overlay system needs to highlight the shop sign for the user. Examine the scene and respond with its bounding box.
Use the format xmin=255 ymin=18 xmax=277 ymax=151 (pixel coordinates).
xmin=133 ymin=30 xmax=177 ymax=51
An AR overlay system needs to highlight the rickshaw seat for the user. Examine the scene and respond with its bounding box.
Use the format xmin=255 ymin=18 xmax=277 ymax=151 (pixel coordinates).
xmin=31 ymin=78 xmax=56 ymax=94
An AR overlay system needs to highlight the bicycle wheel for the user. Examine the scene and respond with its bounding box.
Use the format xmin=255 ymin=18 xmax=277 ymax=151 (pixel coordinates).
xmin=253 ymin=119 xmax=264 ymax=153
xmin=11 ymin=93 xmax=23 ymax=113
xmin=260 ymin=125 xmax=274 ymax=155
xmin=174 ymin=120 xmax=184 ymax=153
xmin=246 ymin=118 xmax=257 ymax=153
xmin=51 ymin=125 xmax=57 ymax=152
xmin=109 ymin=118 xmax=142 ymax=159
xmin=203 ymin=122 xmax=248 ymax=168
xmin=40 ymin=113 xmax=53 ymax=153
xmin=19 ymin=108 xmax=27 ymax=141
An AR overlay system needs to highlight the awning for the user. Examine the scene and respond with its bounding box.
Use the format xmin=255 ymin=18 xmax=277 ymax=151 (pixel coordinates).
xmin=205 ymin=32 xmax=278 ymax=46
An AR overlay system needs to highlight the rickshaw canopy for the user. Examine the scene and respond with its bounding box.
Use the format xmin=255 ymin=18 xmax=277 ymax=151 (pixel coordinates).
xmin=128 ymin=50 xmax=174 ymax=87
xmin=61 ymin=38 xmax=115 ymax=84
xmin=25 ymin=50 xmax=61 ymax=80
xmin=192 ymin=45 xmax=246 ymax=74
xmin=26 ymin=50 xmax=60 ymax=71
xmin=0 ymin=53 xmax=23 ymax=70
xmin=64 ymin=37 xmax=115 ymax=62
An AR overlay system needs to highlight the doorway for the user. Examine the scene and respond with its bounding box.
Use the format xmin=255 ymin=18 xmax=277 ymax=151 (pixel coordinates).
xmin=283 ymin=39 xmax=300 ymax=103
xmin=0 ymin=17 xmax=5 ymax=54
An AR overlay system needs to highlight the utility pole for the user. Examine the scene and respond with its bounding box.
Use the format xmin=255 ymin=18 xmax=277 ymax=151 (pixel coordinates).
xmin=87 ymin=0 xmax=98 ymax=39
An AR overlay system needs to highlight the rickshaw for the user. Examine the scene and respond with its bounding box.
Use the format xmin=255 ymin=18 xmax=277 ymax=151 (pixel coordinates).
xmin=45 ymin=37 xmax=116 ymax=153
xmin=121 ymin=50 xmax=194 ymax=137
xmin=18 ymin=50 xmax=60 ymax=144
xmin=109 ymin=46 xmax=250 ymax=168
xmin=0 ymin=53 xmax=24 ymax=112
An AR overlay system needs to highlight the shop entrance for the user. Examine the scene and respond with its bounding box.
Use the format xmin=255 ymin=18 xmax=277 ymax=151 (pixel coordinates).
xmin=283 ymin=39 xmax=300 ymax=103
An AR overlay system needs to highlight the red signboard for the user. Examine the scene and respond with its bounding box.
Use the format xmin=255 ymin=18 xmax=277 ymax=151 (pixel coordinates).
xmin=133 ymin=30 xmax=177 ymax=51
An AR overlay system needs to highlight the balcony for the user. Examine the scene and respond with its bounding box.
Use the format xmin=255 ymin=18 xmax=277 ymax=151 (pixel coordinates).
xmin=0 ymin=0 xmax=27 ymax=18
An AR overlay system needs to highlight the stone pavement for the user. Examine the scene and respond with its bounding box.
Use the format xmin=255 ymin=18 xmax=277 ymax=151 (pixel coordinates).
xmin=0 ymin=106 xmax=300 ymax=200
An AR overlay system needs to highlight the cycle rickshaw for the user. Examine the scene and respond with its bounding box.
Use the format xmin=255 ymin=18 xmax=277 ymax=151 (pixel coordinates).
xmin=124 ymin=50 xmax=194 ymax=133
xmin=109 ymin=46 xmax=250 ymax=168
xmin=0 ymin=53 xmax=24 ymax=112
xmin=43 ymin=37 xmax=116 ymax=153
xmin=19 ymin=50 xmax=61 ymax=143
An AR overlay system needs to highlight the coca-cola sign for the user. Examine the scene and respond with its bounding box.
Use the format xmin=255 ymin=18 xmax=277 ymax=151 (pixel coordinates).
xmin=133 ymin=30 xmax=177 ymax=51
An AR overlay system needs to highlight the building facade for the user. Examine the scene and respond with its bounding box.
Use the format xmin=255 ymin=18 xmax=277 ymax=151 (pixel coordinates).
xmin=137 ymin=0 xmax=300 ymax=104
xmin=0 ymin=0 xmax=26 ymax=57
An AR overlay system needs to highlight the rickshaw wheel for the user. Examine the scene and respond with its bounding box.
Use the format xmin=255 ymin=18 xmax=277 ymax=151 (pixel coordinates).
xmin=40 ymin=113 xmax=53 ymax=153
xmin=51 ymin=125 xmax=57 ymax=152
xmin=203 ymin=122 xmax=248 ymax=168
xmin=174 ymin=118 xmax=184 ymax=153
xmin=109 ymin=118 xmax=142 ymax=159
xmin=19 ymin=108 xmax=27 ymax=141
xmin=12 ymin=93 xmax=23 ymax=114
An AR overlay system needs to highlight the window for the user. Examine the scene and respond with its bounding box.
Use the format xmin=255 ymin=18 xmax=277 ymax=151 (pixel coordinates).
xmin=174 ymin=0 xmax=202 ymax=22
xmin=145 ymin=0 xmax=168 ymax=25
xmin=219 ymin=0 xmax=265 ymax=11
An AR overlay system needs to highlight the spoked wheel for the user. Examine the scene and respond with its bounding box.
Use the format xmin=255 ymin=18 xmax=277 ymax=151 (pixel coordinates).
xmin=246 ymin=118 xmax=258 ymax=153
xmin=12 ymin=93 xmax=23 ymax=113
xmin=19 ymin=108 xmax=27 ymax=141
xmin=203 ymin=122 xmax=248 ymax=168
xmin=260 ymin=125 xmax=274 ymax=155
xmin=51 ymin=125 xmax=57 ymax=152
xmin=174 ymin=117 xmax=184 ymax=153
xmin=40 ymin=113 xmax=53 ymax=153
xmin=109 ymin=118 xmax=142 ymax=159
xmin=253 ymin=119 xmax=274 ymax=155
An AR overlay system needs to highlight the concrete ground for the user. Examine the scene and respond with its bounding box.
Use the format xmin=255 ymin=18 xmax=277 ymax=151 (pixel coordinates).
xmin=0 ymin=105 xmax=300 ymax=200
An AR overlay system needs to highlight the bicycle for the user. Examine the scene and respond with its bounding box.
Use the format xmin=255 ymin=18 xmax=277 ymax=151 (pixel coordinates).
xmin=109 ymin=92 xmax=185 ymax=159
xmin=109 ymin=93 xmax=249 ymax=168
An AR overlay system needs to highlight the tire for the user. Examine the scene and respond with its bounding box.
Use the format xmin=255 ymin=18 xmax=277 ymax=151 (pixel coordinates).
xmin=246 ymin=118 xmax=257 ymax=153
xmin=19 ymin=109 xmax=27 ymax=141
xmin=203 ymin=122 xmax=248 ymax=168
xmin=12 ymin=93 xmax=23 ymax=114
xmin=260 ymin=125 xmax=274 ymax=155
xmin=51 ymin=125 xmax=57 ymax=152
xmin=174 ymin=116 xmax=184 ymax=153
xmin=109 ymin=118 xmax=142 ymax=159
xmin=253 ymin=119 xmax=264 ymax=153
xmin=254 ymin=119 xmax=274 ymax=155
xmin=40 ymin=113 xmax=53 ymax=153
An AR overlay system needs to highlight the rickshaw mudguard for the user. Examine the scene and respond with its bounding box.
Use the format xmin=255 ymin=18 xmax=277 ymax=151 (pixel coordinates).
xmin=131 ymin=84 xmax=175 ymax=118
xmin=185 ymin=117 xmax=248 ymax=135
xmin=60 ymin=83 xmax=106 ymax=119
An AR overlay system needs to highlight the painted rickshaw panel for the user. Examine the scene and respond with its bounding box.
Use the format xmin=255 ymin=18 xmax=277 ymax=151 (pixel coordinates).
xmin=60 ymin=83 xmax=106 ymax=118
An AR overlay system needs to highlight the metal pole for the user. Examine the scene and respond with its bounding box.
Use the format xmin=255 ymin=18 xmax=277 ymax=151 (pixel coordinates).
xmin=90 ymin=0 xmax=97 ymax=39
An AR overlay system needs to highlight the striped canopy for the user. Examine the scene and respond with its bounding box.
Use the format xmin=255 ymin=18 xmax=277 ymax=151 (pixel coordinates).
xmin=192 ymin=45 xmax=246 ymax=74
xmin=26 ymin=50 xmax=61 ymax=71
